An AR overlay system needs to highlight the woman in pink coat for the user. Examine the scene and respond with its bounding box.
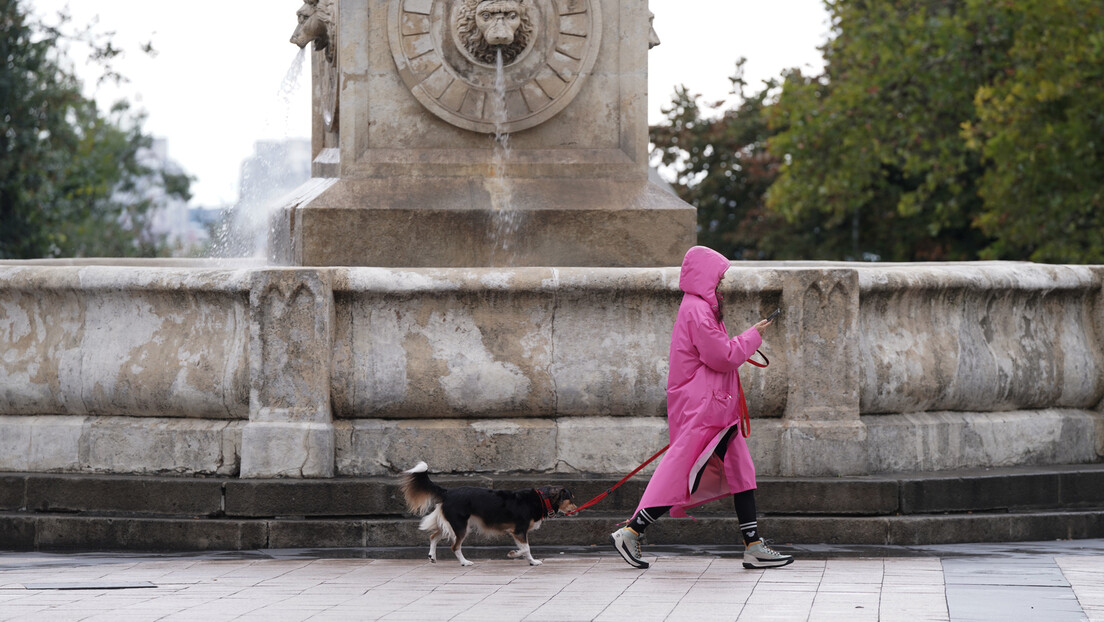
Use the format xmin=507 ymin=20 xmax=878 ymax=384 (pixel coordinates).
xmin=609 ymin=246 xmax=794 ymax=570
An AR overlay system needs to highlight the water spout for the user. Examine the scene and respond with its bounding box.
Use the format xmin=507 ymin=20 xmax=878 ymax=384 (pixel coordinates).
xmin=487 ymin=48 xmax=520 ymax=265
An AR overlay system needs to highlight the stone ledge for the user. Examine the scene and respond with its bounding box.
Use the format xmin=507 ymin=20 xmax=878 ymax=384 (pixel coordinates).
xmin=3 ymin=509 xmax=1104 ymax=551
xmin=3 ymin=463 xmax=1102 ymax=520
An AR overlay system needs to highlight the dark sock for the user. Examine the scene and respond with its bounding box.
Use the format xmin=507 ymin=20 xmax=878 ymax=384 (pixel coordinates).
xmin=627 ymin=505 xmax=670 ymax=534
xmin=733 ymin=489 xmax=759 ymax=544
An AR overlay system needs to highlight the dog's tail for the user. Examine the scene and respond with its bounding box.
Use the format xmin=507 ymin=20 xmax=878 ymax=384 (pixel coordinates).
xmin=400 ymin=461 xmax=447 ymax=516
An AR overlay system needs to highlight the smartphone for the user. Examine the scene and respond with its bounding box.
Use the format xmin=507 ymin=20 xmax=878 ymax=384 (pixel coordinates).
xmin=765 ymin=308 xmax=781 ymax=322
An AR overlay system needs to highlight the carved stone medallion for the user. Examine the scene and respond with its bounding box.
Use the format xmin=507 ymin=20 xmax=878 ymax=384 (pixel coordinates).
xmin=389 ymin=0 xmax=602 ymax=134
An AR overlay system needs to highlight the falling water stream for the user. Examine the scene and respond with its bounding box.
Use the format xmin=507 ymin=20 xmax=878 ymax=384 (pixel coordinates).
xmin=487 ymin=49 xmax=521 ymax=265
xmin=209 ymin=47 xmax=308 ymax=263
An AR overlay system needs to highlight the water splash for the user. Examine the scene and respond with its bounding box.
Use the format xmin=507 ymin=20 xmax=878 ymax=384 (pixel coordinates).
xmin=208 ymin=47 xmax=309 ymax=263
xmin=487 ymin=48 xmax=520 ymax=265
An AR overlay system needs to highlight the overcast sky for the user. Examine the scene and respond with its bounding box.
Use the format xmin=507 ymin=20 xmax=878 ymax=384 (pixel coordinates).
xmin=28 ymin=1 xmax=830 ymax=207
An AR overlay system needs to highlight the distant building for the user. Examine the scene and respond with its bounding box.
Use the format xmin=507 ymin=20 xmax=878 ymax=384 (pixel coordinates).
xmin=135 ymin=138 xmax=210 ymax=255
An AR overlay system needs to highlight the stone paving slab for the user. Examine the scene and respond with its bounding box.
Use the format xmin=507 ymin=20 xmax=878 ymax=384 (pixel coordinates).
xmin=0 ymin=541 xmax=1102 ymax=621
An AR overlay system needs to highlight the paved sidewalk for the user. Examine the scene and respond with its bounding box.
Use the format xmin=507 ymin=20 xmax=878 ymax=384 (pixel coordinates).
xmin=1 ymin=541 xmax=1102 ymax=621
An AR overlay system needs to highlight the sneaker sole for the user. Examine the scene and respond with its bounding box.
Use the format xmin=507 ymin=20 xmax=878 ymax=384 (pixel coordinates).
xmin=742 ymin=557 xmax=795 ymax=569
xmin=609 ymin=534 xmax=650 ymax=569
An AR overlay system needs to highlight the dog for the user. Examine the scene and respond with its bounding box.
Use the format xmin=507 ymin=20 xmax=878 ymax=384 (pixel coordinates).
xmin=400 ymin=462 xmax=577 ymax=566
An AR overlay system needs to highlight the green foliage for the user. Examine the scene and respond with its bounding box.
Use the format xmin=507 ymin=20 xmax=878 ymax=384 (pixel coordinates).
xmin=767 ymin=0 xmax=997 ymax=261
xmin=650 ymin=62 xmax=787 ymax=259
xmin=0 ymin=0 xmax=191 ymax=259
xmin=651 ymin=0 xmax=1103 ymax=263
xmin=964 ymin=0 xmax=1104 ymax=263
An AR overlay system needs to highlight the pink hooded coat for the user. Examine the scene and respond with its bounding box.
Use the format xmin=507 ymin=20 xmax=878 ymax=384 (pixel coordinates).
xmin=635 ymin=246 xmax=763 ymax=518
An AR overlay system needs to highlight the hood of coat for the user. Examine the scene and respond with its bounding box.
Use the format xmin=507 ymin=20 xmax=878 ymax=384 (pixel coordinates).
xmin=678 ymin=246 xmax=729 ymax=310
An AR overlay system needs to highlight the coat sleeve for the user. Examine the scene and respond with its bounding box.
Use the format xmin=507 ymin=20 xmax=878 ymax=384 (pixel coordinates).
xmin=690 ymin=307 xmax=763 ymax=373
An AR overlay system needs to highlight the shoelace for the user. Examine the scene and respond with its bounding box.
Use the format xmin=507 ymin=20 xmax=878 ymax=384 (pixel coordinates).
xmin=758 ymin=540 xmax=785 ymax=557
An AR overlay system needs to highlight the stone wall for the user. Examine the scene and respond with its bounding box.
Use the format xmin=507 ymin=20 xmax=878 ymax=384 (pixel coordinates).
xmin=1 ymin=261 xmax=1101 ymax=478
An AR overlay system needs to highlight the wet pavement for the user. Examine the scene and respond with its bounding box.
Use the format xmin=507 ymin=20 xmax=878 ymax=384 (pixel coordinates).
xmin=1 ymin=540 xmax=1102 ymax=621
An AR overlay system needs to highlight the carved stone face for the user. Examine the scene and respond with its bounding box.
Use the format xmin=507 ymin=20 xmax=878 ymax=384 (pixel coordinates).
xmin=475 ymin=0 xmax=524 ymax=46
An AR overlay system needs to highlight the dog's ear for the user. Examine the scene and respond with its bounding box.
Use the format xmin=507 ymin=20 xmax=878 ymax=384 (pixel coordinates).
xmin=550 ymin=486 xmax=577 ymax=512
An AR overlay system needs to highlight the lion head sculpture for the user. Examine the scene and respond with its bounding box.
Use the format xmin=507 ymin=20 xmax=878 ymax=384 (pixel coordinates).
xmin=454 ymin=0 xmax=535 ymax=65
xmin=291 ymin=0 xmax=337 ymax=64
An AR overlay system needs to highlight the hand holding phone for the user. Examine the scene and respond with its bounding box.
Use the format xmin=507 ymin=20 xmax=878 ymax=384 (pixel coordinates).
xmin=765 ymin=308 xmax=781 ymax=323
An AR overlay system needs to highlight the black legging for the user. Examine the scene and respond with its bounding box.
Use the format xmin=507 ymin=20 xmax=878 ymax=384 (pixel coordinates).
xmin=639 ymin=426 xmax=757 ymax=528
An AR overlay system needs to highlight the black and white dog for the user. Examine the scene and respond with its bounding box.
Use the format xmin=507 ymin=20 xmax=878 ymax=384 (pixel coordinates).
xmin=400 ymin=462 xmax=577 ymax=566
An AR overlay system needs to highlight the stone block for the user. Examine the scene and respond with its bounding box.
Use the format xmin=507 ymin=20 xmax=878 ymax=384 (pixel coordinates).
xmin=781 ymin=269 xmax=861 ymax=423
xmin=0 ymin=415 xmax=83 ymax=472
xmin=555 ymin=416 xmax=668 ymax=475
xmin=240 ymin=422 xmax=335 ymax=479
xmin=33 ymin=515 xmax=268 ymax=551
xmin=758 ymin=479 xmax=900 ymax=516
xmin=899 ymin=472 xmax=1061 ymax=514
xmin=364 ymin=518 xmax=424 ymax=548
xmin=331 ymin=268 xmax=557 ymax=420
xmin=224 ymin=479 xmax=398 ymax=517
xmin=0 ymin=515 xmax=36 ymax=549
xmin=0 ymin=268 xmax=249 ymax=419
xmin=864 ymin=410 xmax=1100 ymax=474
xmin=24 ymin=474 xmax=224 ymax=517
xmin=770 ymin=516 xmax=891 ymax=546
xmin=82 ymin=417 xmax=243 ymax=476
xmin=779 ymin=421 xmax=869 ymax=477
xmin=335 ymin=419 xmax=557 ymax=476
xmin=1061 ymin=469 xmax=1104 ymax=507
xmin=242 ymin=269 xmax=335 ymax=478
xmin=266 ymin=519 xmax=366 ymax=549
xmin=887 ymin=515 xmax=995 ymax=545
xmin=276 ymin=179 xmax=695 ymax=268
xmin=859 ymin=264 xmax=1104 ymax=414
xmin=0 ymin=475 xmax=25 ymax=511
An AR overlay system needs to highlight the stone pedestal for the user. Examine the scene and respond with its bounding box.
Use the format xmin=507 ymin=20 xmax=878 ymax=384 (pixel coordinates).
xmin=241 ymin=270 xmax=335 ymax=478
xmin=272 ymin=0 xmax=696 ymax=267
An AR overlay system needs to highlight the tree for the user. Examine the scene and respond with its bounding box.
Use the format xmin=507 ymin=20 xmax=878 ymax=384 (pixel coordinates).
xmin=766 ymin=0 xmax=1004 ymax=261
xmin=0 ymin=0 xmax=191 ymax=259
xmin=963 ymin=0 xmax=1104 ymax=263
xmin=766 ymin=0 xmax=1104 ymax=263
xmin=650 ymin=62 xmax=786 ymax=259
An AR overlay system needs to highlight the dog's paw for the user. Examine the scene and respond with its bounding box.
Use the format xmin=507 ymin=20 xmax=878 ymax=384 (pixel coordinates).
xmin=529 ymin=559 xmax=543 ymax=566
xmin=507 ymin=550 xmax=522 ymax=559
xmin=460 ymin=560 xmax=474 ymax=567
xmin=428 ymin=555 xmax=436 ymax=563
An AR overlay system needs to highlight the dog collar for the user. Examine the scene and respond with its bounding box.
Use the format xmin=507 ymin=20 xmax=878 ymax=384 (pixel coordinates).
xmin=536 ymin=490 xmax=556 ymax=519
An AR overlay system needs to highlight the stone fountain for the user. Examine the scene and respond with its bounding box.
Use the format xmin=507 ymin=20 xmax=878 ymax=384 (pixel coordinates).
xmin=0 ymin=0 xmax=1102 ymax=552
xmin=278 ymin=0 xmax=692 ymax=267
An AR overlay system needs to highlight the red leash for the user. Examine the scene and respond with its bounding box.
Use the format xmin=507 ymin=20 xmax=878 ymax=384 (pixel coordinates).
xmin=565 ymin=444 xmax=670 ymax=516
xmin=566 ymin=349 xmax=769 ymax=515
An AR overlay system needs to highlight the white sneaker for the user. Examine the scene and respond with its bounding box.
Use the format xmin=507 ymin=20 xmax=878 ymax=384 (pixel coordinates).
xmin=743 ymin=540 xmax=794 ymax=569
xmin=609 ymin=527 xmax=649 ymax=569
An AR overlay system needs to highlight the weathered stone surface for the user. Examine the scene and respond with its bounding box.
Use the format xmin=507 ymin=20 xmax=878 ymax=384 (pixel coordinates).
xmin=25 ymin=473 xmax=224 ymax=516
xmin=0 ymin=415 xmax=242 ymax=476
xmin=555 ymin=417 xmax=669 ymax=474
xmin=0 ymin=474 xmax=24 ymax=511
xmin=271 ymin=0 xmax=696 ymax=267
xmin=335 ymin=418 xmax=557 ymax=475
xmin=859 ymin=264 xmax=1104 ymax=413
xmin=31 ymin=515 xmax=268 ymax=551
xmin=224 ymin=478 xmax=400 ymax=517
xmin=1 ymin=262 xmax=1101 ymax=478
xmin=899 ymin=471 xmax=1062 ymax=514
xmin=274 ymin=179 xmax=696 ymax=267
xmin=242 ymin=269 xmax=335 ymax=478
xmin=0 ymin=267 xmax=250 ymax=419
xmin=864 ymin=410 xmax=1100 ymax=473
